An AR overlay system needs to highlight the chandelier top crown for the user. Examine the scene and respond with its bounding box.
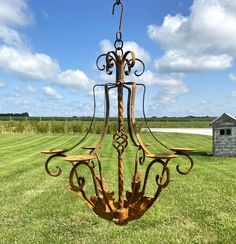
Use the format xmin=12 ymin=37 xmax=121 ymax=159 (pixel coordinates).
xmin=96 ymin=0 xmax=146 ymax=80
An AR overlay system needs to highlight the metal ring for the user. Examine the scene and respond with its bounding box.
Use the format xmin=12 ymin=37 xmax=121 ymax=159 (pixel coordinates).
xmin=114 ymin=39 xmax=124 ymax=50
xmin=116 ymin=31 xmax=122 ymax=41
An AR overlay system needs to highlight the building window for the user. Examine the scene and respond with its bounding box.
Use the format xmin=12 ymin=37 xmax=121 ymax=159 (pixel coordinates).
xmin=219 ymin=129 xmax=232 ymax=136
xmin=220 ymin=129 xmax=225 ymax=135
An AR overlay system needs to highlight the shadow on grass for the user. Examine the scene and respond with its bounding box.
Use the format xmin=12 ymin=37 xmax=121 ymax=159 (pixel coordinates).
xmin=189 ymin=151 xmax=213 ymax=157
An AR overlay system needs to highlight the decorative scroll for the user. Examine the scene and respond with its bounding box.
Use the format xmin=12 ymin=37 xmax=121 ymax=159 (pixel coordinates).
xmin=96 ymin=51 xmax=145 ymax=78
xmin=175 ymin=153 xmax=194 ymax=175
xmin=45 ymin=153 xmax=66 ymax=177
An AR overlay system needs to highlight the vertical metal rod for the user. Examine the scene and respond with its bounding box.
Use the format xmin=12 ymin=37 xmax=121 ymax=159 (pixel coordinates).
xmin=117 ymin=58 xmax=125 ymax=209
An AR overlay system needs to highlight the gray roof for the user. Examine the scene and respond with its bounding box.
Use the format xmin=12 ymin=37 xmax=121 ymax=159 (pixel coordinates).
xmin=210 ymin=113 xmax=236 ymax=125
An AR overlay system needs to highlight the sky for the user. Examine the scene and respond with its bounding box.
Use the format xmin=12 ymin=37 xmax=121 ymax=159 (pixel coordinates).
xmin=0 ymin=0 xmax=236 ymax=117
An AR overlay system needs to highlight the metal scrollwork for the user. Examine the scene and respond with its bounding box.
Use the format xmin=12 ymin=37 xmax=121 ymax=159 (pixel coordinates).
xmin=97 ymin=50 xmax=145 ymax=79
xmin=69 ymin=161 xmax=99 ymax=195
xmin=45 ymin=154 xmax=66 ymax=177
xmin=176 ymin=153 xmax=194 ymax=175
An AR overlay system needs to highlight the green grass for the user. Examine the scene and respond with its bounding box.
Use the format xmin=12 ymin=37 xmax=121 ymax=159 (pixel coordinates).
xmin=0 ymin=133 xmax=235 ymax=243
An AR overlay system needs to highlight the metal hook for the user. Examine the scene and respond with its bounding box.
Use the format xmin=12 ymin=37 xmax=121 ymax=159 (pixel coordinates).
xmin=112 ymin=0 xmax=124 ymax=33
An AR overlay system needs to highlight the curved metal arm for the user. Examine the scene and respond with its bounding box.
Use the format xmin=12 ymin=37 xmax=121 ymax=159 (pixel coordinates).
xmin=141 ymin=159 xmax=170 ymax=196
xmin=123 ymin=84 xmax=139 ymax=147
xmin=93 ymin=84 xmax=114 ymax=154
xmin=45 ymin=153 xmax=66 ymax=177
xmin=136 ymin=83 xmax=170 ymax=151
xmin=69 ymin=161 xmax=98 ymax=208
xmin=42 ymin=83 xmax=107 ymax=156
xmin=175 ymin=152 xmax=194 ymax=175
xmin=129 ymin=82 xmax=152 ymax=156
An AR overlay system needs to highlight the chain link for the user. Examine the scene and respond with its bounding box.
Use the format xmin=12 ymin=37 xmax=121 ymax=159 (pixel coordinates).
xmin=112 ymin=0 xmax=124 ymax=53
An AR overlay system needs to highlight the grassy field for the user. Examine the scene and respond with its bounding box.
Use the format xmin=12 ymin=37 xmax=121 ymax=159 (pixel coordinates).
xmin=0 ymin=118 xmax=212 ymax=134
xmin=0 ymin=133 xmax=235 ymax=243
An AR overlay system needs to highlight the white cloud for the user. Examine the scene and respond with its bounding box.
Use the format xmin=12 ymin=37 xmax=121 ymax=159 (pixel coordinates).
xmin=57 ymin=70 xmax=93 ymax=90
xmin=99 ymin=39 xmax=151 ymax=64
xmin=0 ymin=0 xmax=93 ymax=92
xmin=0 ymin=80 xmax=5 ymax=88
xmin=0 ymin=0 xmax=33 ymax=27
xmin=134 ymin=70 xmax=188 ymax=105
xmin=0 ymin=26 xmax=25 ymax=47
xmin=147 ymin=0 xmax=236 ymax=73
xmin=157 ymin=75 xmax=188 ymax=104
xmin=155 ymin=50 xmax=233 ymax=73
xmin=0 ymin=45 xmax=61 ymax=80
xmin=229 ymin=73 xmax=236 ymax=81
xmin=43 ymin=86 xmax=63 ymax=100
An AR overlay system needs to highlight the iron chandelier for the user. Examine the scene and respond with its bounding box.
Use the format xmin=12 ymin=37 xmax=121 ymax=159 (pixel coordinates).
xmin=42 ymin=0 xmax=194 ymax=225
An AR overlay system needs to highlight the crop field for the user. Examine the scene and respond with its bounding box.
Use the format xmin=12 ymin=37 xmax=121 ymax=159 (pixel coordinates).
xmin=0 ymin=132 xmax=235 ymax=243
xmin=0 ymin=117 xmax=212 ymax=134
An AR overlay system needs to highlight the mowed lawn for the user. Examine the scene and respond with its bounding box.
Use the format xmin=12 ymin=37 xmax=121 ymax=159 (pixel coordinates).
xmin=0 ymin=133 xmax=235 ymax=243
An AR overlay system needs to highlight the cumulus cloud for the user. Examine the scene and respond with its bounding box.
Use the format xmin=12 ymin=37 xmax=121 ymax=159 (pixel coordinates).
xmin=57 ymin=70 xmax=93 ymax=90
xmin=0 ymin=0 xmax=33 ymax=27
xmin=0 ymin=45 xmax=60 ymax=80
xmin=132 ymin=70 xmax=188 ymax=104
xmin=155 ymin=50 xmax=233 ymax=73
xmin=0 ymin=0 xmax=93 ymax=91
xmin=43 ymin=86 xmax=63 ymax=100
xmin=157 ymin=74 xmax=188 ymax=104
xmin=147 ymin=0 xmax=236 ymax=73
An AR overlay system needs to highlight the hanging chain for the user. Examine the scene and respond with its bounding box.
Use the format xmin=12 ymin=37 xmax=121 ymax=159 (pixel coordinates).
xmin=112 ymin=0 xmax=124 ymax=53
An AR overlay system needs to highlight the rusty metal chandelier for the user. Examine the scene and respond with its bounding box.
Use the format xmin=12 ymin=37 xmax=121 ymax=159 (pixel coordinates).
xmin=42 ymin=0 xmax=194 ymax=225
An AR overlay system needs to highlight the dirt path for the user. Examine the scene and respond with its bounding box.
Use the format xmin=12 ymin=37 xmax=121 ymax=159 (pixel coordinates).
xmin=141 ymin=128 xmax=212 ymax=136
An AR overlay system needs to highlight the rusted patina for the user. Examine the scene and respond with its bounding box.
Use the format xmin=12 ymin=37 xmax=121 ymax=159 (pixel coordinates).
xmin=42 ymin=0 xmax=195 ymax=225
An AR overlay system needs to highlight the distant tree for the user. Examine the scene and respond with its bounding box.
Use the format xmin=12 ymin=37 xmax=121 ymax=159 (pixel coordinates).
xmin=0 ymin=112 xmax=29 ymax=117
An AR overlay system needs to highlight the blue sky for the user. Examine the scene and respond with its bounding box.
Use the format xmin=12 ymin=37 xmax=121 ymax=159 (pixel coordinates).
xmin=0 ymin=0 xmax=236 ymax=117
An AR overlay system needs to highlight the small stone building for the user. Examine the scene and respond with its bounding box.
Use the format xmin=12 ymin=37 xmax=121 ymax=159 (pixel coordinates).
xmin=210 ymin=113 xmax=236 ymax=156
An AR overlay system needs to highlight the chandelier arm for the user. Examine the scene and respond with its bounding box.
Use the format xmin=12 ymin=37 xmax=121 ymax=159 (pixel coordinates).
xmin=130 ymin=82 xmax=152 ymax=156
xmin=175 ymin=152 xmax=194 ymax=175
xmin=136 ymin=83 xmax=171 ymax=151
xmin=95 ymin=153 xmax=115 ymax=212
xmin=66 ymin=84 xmax=100 ymax=151
xmin=69 ymin=162 xmax=95 ymax=209
xmin=45 ymin=153 xmax=66 ymax=177
xmin=42 ymin=83 xmax=101 ymax=156
xmin=145 ymin=162 xmax=171 ymax=209
xmin=123 ymin=84 xmax=139 ymax=147
xmin=69 ymin=161 xmax=99 ymax=202
xmin=133 ymin=147 xmax=146 ymax=178
xmin=141 ymin=159 xmax=170 ymax=197
xmin=93 ymin=84 xmax=112 ymax=154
